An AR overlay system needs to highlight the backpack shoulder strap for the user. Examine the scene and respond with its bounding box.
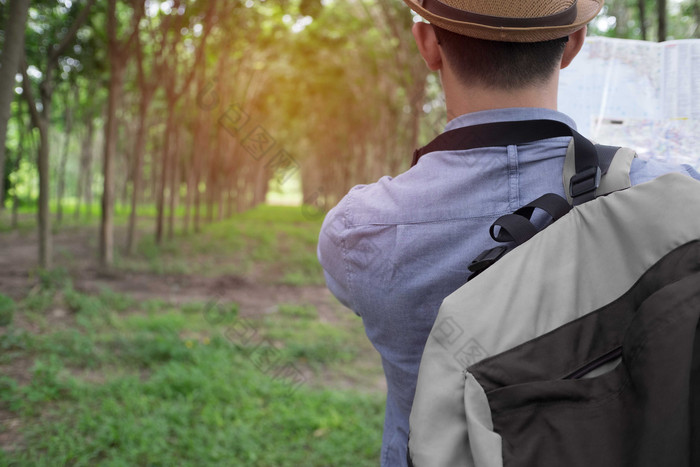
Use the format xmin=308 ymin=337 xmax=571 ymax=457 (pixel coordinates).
xmin=562 ymin=142 xmax=638 ymax=204
xmin=411 ymin=119 xmax=605 ymax=206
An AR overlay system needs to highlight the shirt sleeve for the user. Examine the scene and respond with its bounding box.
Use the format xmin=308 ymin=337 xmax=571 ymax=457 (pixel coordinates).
xmin=317 ymin=201 xmax=355 ymax=312
xmin=630 ymin=158 xmax=700 ymax=186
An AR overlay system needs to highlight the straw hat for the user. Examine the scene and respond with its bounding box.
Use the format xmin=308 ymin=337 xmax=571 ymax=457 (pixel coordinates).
xmin=403 ymin=0 xmax=604 ymax=42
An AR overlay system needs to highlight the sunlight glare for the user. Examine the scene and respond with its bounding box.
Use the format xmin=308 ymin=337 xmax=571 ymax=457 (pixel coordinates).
xmin=160 ymin=0 xmax=174 ymax=15
xmin=292 ymin=16 xmax=313 ymax=34
xmin=146 ymin=0 xmax=159 ymax=17
xmin=27 ymin=66 xmax=43 ymax=80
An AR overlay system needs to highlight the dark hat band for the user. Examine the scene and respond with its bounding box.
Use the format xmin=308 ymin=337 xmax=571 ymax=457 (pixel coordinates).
xmin=421 ymin=0 xmax=579 ymax=28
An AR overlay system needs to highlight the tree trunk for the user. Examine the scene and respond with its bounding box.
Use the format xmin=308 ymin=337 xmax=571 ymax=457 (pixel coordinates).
xmin=120 ymin=147 xmax=131 ymax=207
xmin=658 ymin=0 xmax=667 ymax=42
xmin=150 ymin=148 xmax=158 ymax=205
xmin=194 ymin=171 xmax=202 ymax=232
xmin=84 ymin=119 xmax=95 ymax=218
xmin=126 ymin=97 xmax=150 ymax=254
xmin=156 ymin=108 xmax=174 ymax=243
xmin=637 ymin=0 xmax=647 ymax=41
xmin=253 ymin=163 xmax=269 ymax=207
xmin=194 ymin=143 xmax=205 ymax=233
xmin=217 ymin=178 xmax=225 ymax=221
xmin=100 ymin=66 xmax=124 ymax=267
xmin=206 ymin=173 xmax=215 ymax=223
xmin=56 ymin=90 xmax=74 ymax=224
xmin=12 ymin=104 xmax=27 ymax=229
xmin=37 ymin=118 xmax=52 ymax=268
xmin=167 ymin=129 xmax=180 ymax=239
xmin=119 ymin=119 xmax=132 ymax=208
xmin=11 ymin=150 xmax=21 ymax=228
xmin=75 ymin=125 xmax=86 ymax=219
xmin=185 ymin=113 xmax=207 ymax=234
xmin=226 ymin=186 xmax=235 ymax=218
xmin=183 ymin=166 xmax=193 ymax=234
xmin=153 ymin=0 xmax=215 ymax=240
xmin=56 ymin=133 xmax=70 ymax=224
xmin=237 ymin=177 xmax=246 ymax=213
xmin=75 ymin=115 xmax=95 ymax=220
xmin=23 ymin=72 xmax=55 ymax=269
xmin=183 ymin=145 xmax=195 ymax=235
xmin=0 ymin=0 xmax=31 ymax=209
xmin=21 ymin=0 xmax=95 ymax=267
xmin=206 ymin=146 xmax=217 ymax=224
xmin=101 ymin=0 xmax=138 ymax=267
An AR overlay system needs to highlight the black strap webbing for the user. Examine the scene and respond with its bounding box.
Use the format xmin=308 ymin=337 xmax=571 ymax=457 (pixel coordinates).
xmin=412 ymin=120 xmax=596 ymax=169
xmin=514 ymin=193 xmax=572 ymax=223
xmin=594 ymin=144 xmax=620 ymax=175
xmin=489 ymin=193 xmax=573 ymax=245
xmin=490 ymin=214 xmax=540 ymax=245
xmin=411 ymin=119 xmax=602 ymax=205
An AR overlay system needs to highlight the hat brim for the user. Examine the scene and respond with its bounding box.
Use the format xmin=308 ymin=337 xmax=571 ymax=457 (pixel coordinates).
xmin=403 ymin=0 xmax=603 ymax=42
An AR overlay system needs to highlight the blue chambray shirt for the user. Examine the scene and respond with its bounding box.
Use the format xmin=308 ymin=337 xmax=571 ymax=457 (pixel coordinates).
xmin=317 ymin=107 xmax=700 ymax=466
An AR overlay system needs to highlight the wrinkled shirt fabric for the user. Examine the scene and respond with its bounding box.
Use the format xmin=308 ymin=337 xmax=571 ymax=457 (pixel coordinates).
xmin=317 ymin=107 xmax=700 ymax=466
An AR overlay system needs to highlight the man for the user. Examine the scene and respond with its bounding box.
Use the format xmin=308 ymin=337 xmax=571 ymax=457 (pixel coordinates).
xmin=317 ymin=1 xmax=700 ymax=465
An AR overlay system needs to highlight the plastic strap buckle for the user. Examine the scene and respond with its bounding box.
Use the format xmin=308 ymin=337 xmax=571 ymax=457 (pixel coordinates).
xmin=569 ymin=166 xmax=601 ymax=199
xmin=468 ymin=246 xmax=508 ymax=274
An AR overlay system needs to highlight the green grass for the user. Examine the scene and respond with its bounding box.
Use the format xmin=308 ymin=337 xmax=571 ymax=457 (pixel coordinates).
xmin=113 ymin=205 xmax=326 ymax=283
xmin=0 ymin=202 xmax=326 ymax=284
xmin=0 ymin=203 xmax=385 ymax=464
xmin=0 ymin=278 xmax=384 ymax=466
xmin=0 ymin=294 xmax=15 ymax=326
xmin=0 ymin=208 xmax=325 ymax=288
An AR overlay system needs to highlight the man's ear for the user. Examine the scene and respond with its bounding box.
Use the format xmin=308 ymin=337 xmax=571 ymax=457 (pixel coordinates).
xmin=412 ymin=22 xmax=443 ymax=72
xmin=561 ymin=26 xmax=587 ymax=70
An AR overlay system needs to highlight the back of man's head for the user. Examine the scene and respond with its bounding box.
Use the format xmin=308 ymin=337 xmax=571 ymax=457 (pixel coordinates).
xmin=432 ymin=27 xmax=569 ymax=89
xmin=404 ymin=0 xmax=604 ymax=90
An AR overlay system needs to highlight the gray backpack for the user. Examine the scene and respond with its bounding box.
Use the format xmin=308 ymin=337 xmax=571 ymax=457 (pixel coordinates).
xmin=407 ymin=120 xmax=700 ymax=467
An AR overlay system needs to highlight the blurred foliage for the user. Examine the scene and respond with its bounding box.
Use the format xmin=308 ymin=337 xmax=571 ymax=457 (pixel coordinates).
xmin=590 ymin=0 xmax=700 ymax=39
xmin=4 ymin=0 xmax=699 ymax=229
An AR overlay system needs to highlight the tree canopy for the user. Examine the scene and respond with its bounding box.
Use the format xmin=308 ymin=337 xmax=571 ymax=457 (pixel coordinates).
xmin=1 ymin=0 xmax=699 ymax=266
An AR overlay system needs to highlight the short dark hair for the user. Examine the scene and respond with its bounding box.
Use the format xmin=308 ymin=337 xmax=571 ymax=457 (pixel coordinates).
xmin=431 ymin=25 xmax=569 ymax=90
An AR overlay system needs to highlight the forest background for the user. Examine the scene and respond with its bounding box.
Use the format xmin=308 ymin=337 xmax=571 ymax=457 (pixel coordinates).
xmin=0 ymin=0 xmax=699 ymax=465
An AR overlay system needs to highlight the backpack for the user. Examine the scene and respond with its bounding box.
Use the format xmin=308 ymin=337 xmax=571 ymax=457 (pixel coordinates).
xmin=407 ymin=120 xmax=700 ymax=467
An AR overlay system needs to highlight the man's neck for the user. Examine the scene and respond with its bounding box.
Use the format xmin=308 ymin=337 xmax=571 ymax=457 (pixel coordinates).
xmin=442 ymin=71 xmax=560 ymax=121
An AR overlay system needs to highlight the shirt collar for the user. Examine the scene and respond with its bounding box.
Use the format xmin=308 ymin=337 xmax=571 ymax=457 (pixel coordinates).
xmin=444 ymin=107 xmax=578 ymax=133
